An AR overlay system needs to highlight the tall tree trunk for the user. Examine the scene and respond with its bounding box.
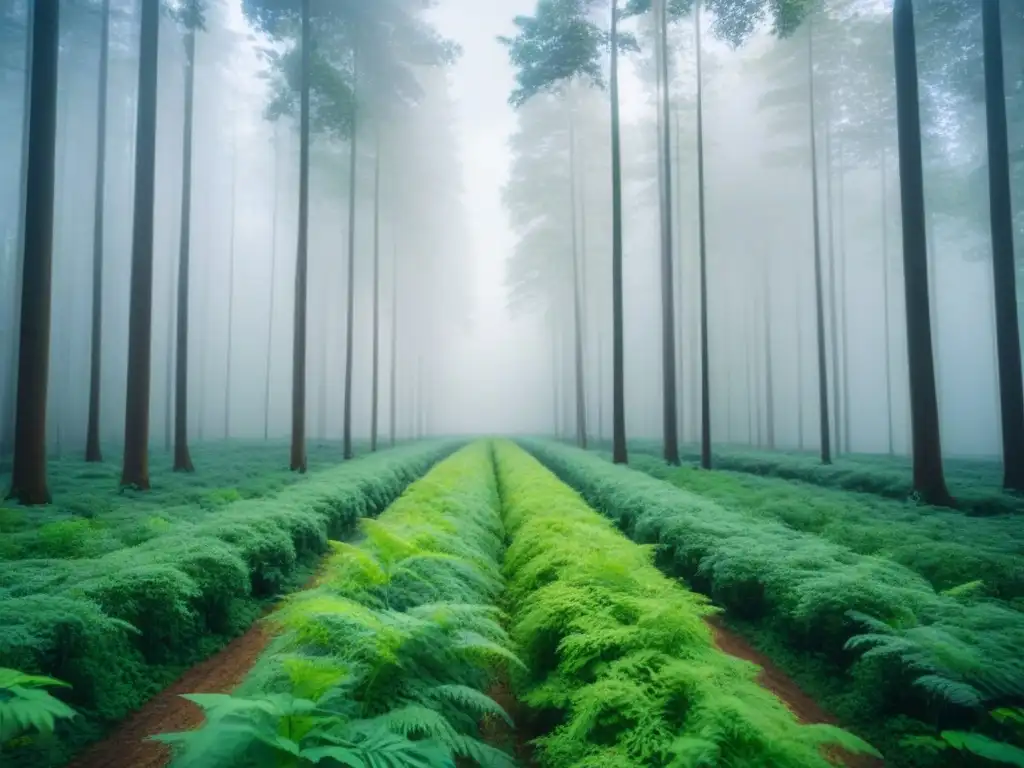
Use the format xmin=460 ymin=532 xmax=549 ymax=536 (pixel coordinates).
xmin=121 ymin=0 xmax=161 ymax=490
xmin=881 ymin=148 xmax=894 ymax=455
xmin=85 ymin=0 xmax=111 ymax=463
xmin=982 ymin=0 xmax=1024 ymax=490
xmin=389 ymin=242 xmax=398 ymax=447
xmin=695 ymin=2 xmax=711 ymax=469
xmin=609 ymin=0 xmax=627 ymax=464
xmin=370 ymin=130 xmax=381 ymax=452
xmin=892 ymin=0 xmax=952 ymax=505
xmin=808 ymin=15 xmax=832 ymax=465
xmin=8 ymin=0 xmax=59 ymax=504
xmin=224 ymin=127 xmax=237 ymax=440
xmin=838 ymin=147 xmax=851 ymax=453
xmin=597 ymin=333 xmax=604 ymax=441
xmin=825 ymin=116 xmax=841 ymax=457
xmin=342 ymin=43 xmax=358 ymax=461
xmin=264 ymin=122 xmax=280 ymax=441
xmin=551 ymin=319 xmax=561 ymax=437
xmin=763 ymin=265 xmax=775 ymax=449
xmin=796 ymin=271 xmax=805 ymax=449
xmin=174 ymin=19 xmax=195 ymax=471
xmin=164 ymin=240 xmax=175 ymax=451
xmin=568 ymin=108 xmax=587 ymax=449
xmin=655 ymin=0 xmax=679 ymax=464
xmin=290 ymin=0 xmax=311 ymax=472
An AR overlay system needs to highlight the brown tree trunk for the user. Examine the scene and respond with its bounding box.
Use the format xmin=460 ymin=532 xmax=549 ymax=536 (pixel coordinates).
xmin=120 ymin=0 xmax=161 ymax=490
xmin=8 ymin=0 xmax=59 ymax=504
xmin=290 ymin=0 xmax=311 ymax=473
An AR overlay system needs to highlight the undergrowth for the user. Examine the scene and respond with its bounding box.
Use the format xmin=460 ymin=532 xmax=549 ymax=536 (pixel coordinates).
xmin=524 ymin=438 xmax=1024 ymax=767
xmin=496 ymin=440 xmax=878 ymax=767
xmin=157 ymin=441 xmax=519 ymax=767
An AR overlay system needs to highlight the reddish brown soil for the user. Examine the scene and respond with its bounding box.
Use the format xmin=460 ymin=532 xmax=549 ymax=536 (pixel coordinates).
xmin=708 ymin=616 xmax=883 ymax=768
xmin=477 ymin=678 xmax=539 ymax=767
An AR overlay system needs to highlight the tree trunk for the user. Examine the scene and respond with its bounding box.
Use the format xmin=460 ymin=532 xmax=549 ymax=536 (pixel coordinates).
xmin=763 ymin=265 xmax=775 ymax=449
xmin=568 ymin=108 xmax=587 ymax=449
xmin=597 ymin=333 xmax=604 ymax=442
xmin=838 ymin=147 xmax=851 ymax=453
xmin=982 ymin=0 xmax=1024 ymax=490
xmin=551 ymin=319 xmax=561 ymax=438
xmin=808 ymin=16 xmax=832 ymax=465
xmin=8 ymin=0 xmax=59 ymax=504
xmin=342 ymin=43 xmax=359 ymax=461
xmin=881 ymin=148 xmax=894 ymax=455
xmin=370 ymin=130 xmax=381 ymax=452
xmin=825 ymin=114 xmax=841 ymax=457
xmin=892 ymin=0 xmax=952 ymax=505
xmin=164 ymin=238 xmax=175 ymax=451
xmin=695 ymin=2 xmax=711 ymax=469
xmin=290 ymin=0 xmax=311 ymax=473
xmin=85 ymin=0 xmax=111 ymax=463
xmin=796 ymin=271 xmax=805 ymax=449
xmin=655 ymin=0 xmax=678 ymax=464
xmin=609 ymin=0 xmax=627 ymax=464
xmin=264 ymin=122 xmax=280 ymax=441
xmin=173 ymin=19 xmax=196 ymax=472
xmin=389 ymin=241 xmax=398 ymax=447
xmin=224 ymin=126 xmax=237 ymax=440
xmin=120 ymin=0 xmax=161 ymax=490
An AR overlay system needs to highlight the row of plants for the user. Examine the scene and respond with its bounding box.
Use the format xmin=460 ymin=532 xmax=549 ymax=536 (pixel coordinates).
xmin=493 ymin=440 xmax=878 ymax=767
xmin=156 ymin=441 xmax=520 ymax=767
xmin=0 ymin=439 xmax=462 ymax=768
xmin=524 ymin=438 xmax=1024 ymax=767
xmin=629 ymin=453 xmax=1024 ymax=609
xmin=615 ymin=439 xmax=1023 ymax=517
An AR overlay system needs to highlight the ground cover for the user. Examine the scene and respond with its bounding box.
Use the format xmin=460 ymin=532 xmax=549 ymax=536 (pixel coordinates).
xmin=0 ymin=439 xmax=460 ymax=767
xmin=629 ymin=453 xmax=1024 ymax=610
xmin=151 ymin=441 xmax=520 ymax=767
xmin=524 ymin=438 xmax=1024 ymax=767
xmin=494 ymin=440 xmax=877 ymax=767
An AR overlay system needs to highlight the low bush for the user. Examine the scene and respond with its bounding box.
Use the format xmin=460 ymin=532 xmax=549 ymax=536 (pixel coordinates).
xmin=158 ymin=441 xmax=518 ymax=767
xmin=495 ymin=440 xmax=876 ymax=767
xmin=0 ymin=440 xmax=460 ymax=768
xmin=524 ymin=438 xmax=1024 ymax=766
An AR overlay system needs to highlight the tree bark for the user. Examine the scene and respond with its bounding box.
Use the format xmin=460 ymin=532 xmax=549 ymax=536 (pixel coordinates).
xmin=290 ymin=0 xmax=311 ymax=473
xmin=808 ymin=15 xmax=832 ymax=465
xmin=370 ymin=130 xmax=381 ymax=452
xmin=892 ymin=0 xmax=953 ymax=505
xmin=695 ymin=2 xmax=711 ymax=469
xmin=8 ymin=0 xmax=59 ymax=504
xmin=342 ymin=41 xmax=359 ymax=461
xmin=120 ymin=0 xmax=161 ymax=490
xmin=85 ymin=0 xmax=111 ymax=463
xmin=981 ymin=0 xmax=1024 ymax=491
xmin=609 ymin=0 xmax=627 ymax=464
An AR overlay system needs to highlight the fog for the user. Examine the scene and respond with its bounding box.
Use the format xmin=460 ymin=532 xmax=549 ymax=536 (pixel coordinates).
xmin=1 ymin=0 xmax=1022 ymax=466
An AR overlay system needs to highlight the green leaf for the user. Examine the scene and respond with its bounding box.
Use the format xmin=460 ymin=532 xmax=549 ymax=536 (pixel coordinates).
xmin=941 ymin=731 xmax=1024 ymax=767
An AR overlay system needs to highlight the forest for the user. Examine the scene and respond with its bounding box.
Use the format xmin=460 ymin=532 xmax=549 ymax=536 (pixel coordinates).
xmin=0 ymin=0 xmax=1022 ymax=766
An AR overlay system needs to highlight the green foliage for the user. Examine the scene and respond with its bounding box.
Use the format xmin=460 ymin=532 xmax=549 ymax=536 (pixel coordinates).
xmin=495 ymin=440 xmax=877 ymax=767
xmin=523 ymin=438 xmax=1024 ymax=765
xmin=0 ymin=668 xmax=76 ymax=747
xmin=160 ymin=442 xmax=518 ymax=767
xmin=0 ymin=440 xmax=459 ymax=767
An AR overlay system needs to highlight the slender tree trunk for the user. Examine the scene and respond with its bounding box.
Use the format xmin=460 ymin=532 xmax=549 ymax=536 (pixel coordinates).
xmin=982 ymin=0 xmax=1024 ymax=490
xmin=825 ymin=116 xmax=841 ymax=457
xmin=838 ymin=148 xmax=851 ymax=453
xmin=318 ymin=274 xmax=327 ymax=440
xmin=8 ymin=0 xmax=59 ymax=504
xmin=290 ymin=0 xmax=311 ymax=472
xmin=597 ymin=333 xmax=604 ymax=441
xmin=568 ymin=108 xmax=587 ymax=449
xmin=881 ymin=148 xmax=894 ymax=455
xmin=808 ymin=15 xmax=832 ymax=465
xmin=796 ymin=271 xmax=805 ymax=449
xmin=121 ymin=0 xmax=161 ymax=490
xmin=224 ymin=126 xmax=237 ymax=440
xmin=342 ymin=43 xmax=358 ymax=460
xmin=389 ymin=242 xmax=398 ymax=447
xmin=264 ymin=122 xmax=280 ymax=441
xmin=892 ymin=0 xmax=952 ymax=505
xmin=609 ymin=0 xmax=627 ymax=464
xmin=655 ymin=0 xmax=679 ymax=463
xmin=763 ymin=264 xmax=775 ymax=448
xmin=695 ymin=2 xmax=711 ymax=469
xmin=85 ymin=0 xmax=111 ymax=463
xmin=551 ymin=319 xmax=561 ymax=438
xmin=173 ymin=20 xmax=196 ymax=471
xmin=370 ymin=130 xmax=381 ymax=452
xmin=164 ymin=240 xmax=175 ymax=451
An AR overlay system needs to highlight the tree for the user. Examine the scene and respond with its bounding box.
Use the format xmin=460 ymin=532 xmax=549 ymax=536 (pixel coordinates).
xmin=8 ymin=0 xmax=59 ymax=505
xmin=892 ymin=0 xmax=953 ymax=506
xmin=370 ymin=131 xmax=381 ymax=452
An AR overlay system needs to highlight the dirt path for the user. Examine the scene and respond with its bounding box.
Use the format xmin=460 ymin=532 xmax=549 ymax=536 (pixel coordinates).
xmin=708 ymin=617 xmax=883 ymax=767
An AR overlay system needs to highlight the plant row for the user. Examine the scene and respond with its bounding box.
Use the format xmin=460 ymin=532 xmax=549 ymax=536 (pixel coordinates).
xmin=0 ymin=440 xmax=461 ymax=768
xmin=158 ymin=441 xmax=519 ymax=767
xmin=494 ymin=440 xmax=876 ymax=767
xmin=630 ymin=453 xmax=1024 ymax=609
xmin=524 ymin=438 xmax=1024 ymax=765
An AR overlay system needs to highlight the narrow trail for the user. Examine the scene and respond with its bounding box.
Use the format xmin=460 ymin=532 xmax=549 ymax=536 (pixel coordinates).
xmin=708 ymin=616 xmax=884 ymax=768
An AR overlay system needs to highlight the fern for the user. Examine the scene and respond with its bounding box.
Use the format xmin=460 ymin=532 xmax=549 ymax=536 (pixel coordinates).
xmin=0 ymin=668 xmax=77 ymax=746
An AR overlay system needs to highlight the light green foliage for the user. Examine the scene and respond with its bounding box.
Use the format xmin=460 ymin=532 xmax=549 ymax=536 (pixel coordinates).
xmin=160 ymin=442 xmax=519 ymax=767
xmin=0 ymin=668 xmax=76 ymax=750
xmin=0 ymin=440 xmax=459 ymax=767
xmin=495 ymin=440 xmax=878 ymax=767
xmin=526 ymin=438 xmax=1024 ymax=766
